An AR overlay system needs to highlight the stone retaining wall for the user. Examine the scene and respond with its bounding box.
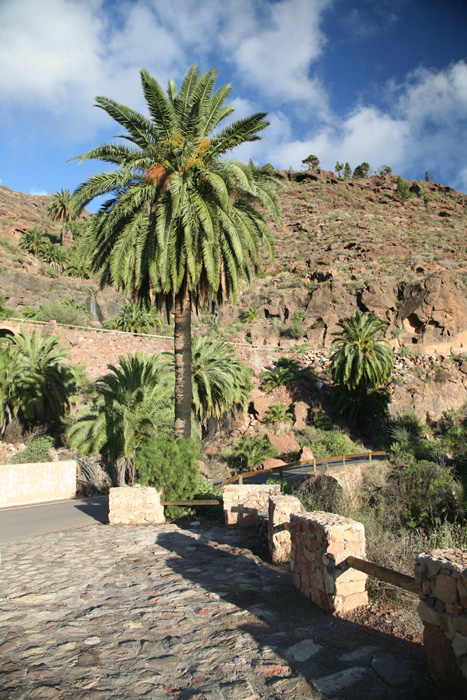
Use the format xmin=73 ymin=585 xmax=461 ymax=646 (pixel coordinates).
xmin=290 ymin=511 xmax=368 ymax=614
xmin=0 ymin=460 xmax=76 ymax=508
xmin=223 ymin=484 xmax=281 ymax=528
xmin=416 ymin=549 xmax=467 ymax=695
xmin=268 ymin=494 xmax=303 ymax=564
xmin=108 ymin=485 xmax=165 ymax=525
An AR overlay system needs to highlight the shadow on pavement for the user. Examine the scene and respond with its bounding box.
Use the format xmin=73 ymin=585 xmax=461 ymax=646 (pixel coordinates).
xmin=155 ymin=524 xmax=445 ymax=700
xmin=73 ymin=496 xmax=109 ymax=524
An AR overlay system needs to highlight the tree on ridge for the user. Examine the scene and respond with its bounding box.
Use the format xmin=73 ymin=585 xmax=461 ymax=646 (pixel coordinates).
xmin=71 ymin=65 xmax=282 ymax=439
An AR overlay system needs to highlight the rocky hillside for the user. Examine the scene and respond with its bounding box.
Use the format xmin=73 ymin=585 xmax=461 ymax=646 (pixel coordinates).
xmin=1 ymin=173 xmax=467 ymax=424
xmin=0 ymin=186 xmax=123 ymax=319
xmin=213 ymin=170 xmax=467 ymax=355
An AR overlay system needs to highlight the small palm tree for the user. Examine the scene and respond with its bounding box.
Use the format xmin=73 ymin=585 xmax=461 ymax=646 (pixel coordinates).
xmin=65 ymin=250 xmax=92 ymax=279
xmin=190 ymin=335 xmax=252 ymax=426
xmin=71 ymin=65 xmax=282 ymax=439
xmin=19 ymin=227 xmax=48 ymax=257
xmin=7 ymin=330 xmax=77 ymax=427
xmin=264 ymin=403 xmax=293 ymax=424
xmin=330 ymin=311 xmax=393 ymax=392
xmin=0 ymin=341 xmax=16 ymax=435
xmin=47 ymin=189 xmax=78 ymax=241
xmin=241 ymin=307 xmax=260 ymax=323
xmin=68 ymin=353 xmax=174 ymax=485
xmin=231 ymin=436 xmax=278 ymax=470
xmin=260 ymin=366 xmax=294 ymax=391
xmin=107 ymin=301 xmax=163 ymax=334
xmin=330 ymin=311 xmax=394 ymax=422
xmin=40 ymin=242 xmax=67 ymax=272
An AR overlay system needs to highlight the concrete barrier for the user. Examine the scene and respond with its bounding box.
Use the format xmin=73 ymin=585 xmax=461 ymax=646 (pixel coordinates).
xmin=0 ymin=461 xmax=76 ymax=508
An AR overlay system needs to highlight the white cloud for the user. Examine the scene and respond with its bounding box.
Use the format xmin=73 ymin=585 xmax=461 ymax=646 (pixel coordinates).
xmin=0 ymin=0 xmax=465 ymax=193
xmin=254 ymin=61 xmax=467 ymax=191
xmin=30 ymin=186 xmax=49 ymax=195
xmin=227 ymin=0 xmax=332 ymax=115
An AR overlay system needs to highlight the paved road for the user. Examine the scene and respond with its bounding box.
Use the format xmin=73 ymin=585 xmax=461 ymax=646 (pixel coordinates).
xmin=0 ymin=496 xmax=108 ymax=545
xmin=225 ymin=453 xmax=387 ymax=486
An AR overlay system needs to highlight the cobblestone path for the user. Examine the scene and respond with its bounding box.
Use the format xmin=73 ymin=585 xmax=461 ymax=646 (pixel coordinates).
xmin=0 ymin=521 xmax=446 ymax=699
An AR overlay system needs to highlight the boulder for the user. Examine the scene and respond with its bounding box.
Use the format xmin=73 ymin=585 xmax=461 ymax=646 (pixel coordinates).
xmin=293 ymin=401 xmax=310 ymax=430
xmin=399 ymin=272 xmax=467 ymax=343
xmin=299 ymin=446 xmax=315 ymax=463
xmin=249 ymin=395 xmax=274 ymax=422
xmin=261 ymin=457 xmax=287 ymax=471
xmin=265 ymin=432 xmax=300 ymax=456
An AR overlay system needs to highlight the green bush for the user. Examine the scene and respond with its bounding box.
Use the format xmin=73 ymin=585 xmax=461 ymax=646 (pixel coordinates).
xmin=135 ymin=435 xmax=200 ymax=518
xmin=0 ymin=295 xmax=13 ymax=320
xmin=22 ymin=299 xmax=92 ymax=327
xmin=266 ymin=476 xmax=292 ymax=495
xmin=10 ymin=436 xmax=54 ymax=463
xmin=396 ymin=176 xmax=411 ymax=201
xmin=298 ymin=426 xmax=359 ymax=458
xmin=193 ymin=478 xmax=223 ymax=518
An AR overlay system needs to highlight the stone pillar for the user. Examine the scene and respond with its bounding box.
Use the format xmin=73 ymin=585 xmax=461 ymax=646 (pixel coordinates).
xmin=223 ymin=484 xmax=281 ymax=528
xmin=290 ymin=511 xmax=368 ymax=614
xmin=416 ymin=549 xmax=467 ymax=696
xmin=268 ymin=495 xmax=303 ymax=564
xmin=108 ymin=485 xmax=165 ymax=525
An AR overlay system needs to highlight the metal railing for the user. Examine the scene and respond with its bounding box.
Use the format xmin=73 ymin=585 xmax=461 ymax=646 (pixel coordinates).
xmin=219 ymin=450 xmax=387 ymax=487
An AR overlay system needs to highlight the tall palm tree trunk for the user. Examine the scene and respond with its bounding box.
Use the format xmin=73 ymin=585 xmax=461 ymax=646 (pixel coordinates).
xmin=174 ymin=282 xmax=192 ymax=439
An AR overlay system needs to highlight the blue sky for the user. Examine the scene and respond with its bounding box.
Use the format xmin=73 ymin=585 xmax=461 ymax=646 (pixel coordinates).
xmin=0 ymin=0 xmax=466 ymax=205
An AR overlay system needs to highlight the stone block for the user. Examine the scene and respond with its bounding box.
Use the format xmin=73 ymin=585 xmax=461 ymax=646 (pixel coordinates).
xmin=434 ymin=573 xmax=459 ymax=605
xmin=223 ymin=484 xmax=281 ymax=528
xmin=108 ymin=486 xmax=165 ymax=525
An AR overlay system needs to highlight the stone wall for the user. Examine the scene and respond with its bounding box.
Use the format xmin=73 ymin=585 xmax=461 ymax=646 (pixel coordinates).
xmin=416 ymin=549 xmax=467 ymax=695
xmin=290 ymin=511 xmax=368 ymax=614
xmin=223 ymin=484 xmax=281 ymax=528
xmin=108 ymin=485 xmax=166 ymax=525
xmin=1 ymin=321 xmax=278 ymax=379
xmin=268 ymin=494 xmax=303 ymax=564
xmin=0 ymin=461 xmax=76 ymax=508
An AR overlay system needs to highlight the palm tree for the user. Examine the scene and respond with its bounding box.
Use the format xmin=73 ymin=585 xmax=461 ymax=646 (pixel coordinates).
xmin=71 ymin=65 xmax=281 ymax=439
xmin=0 ymin=341 xmax=16 ymax=435
xmin=68 ymin=353 xmax=174 ymax=485
xmin=231 ymin=436 xmax=278 ymax=470
xmin=105 ymin=301 xmax=163 ymax=334
xmin=47 ymin=189 xmax=78 ymax=243
xmin=190 ymin=335 xmax=252 ymax=427
xmin=330 ymin=311 xmax=393 ymax=422
xmin=19 ymin=227 xmax=48 ymax=257
xmin=6 ymin=330 xmax=77 ymax=427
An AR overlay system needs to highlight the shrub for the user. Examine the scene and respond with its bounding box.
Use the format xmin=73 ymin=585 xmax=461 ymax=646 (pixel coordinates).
xmin=396 ymin=176 xmax=411 ymax=201
xmin=298 ymin=426 xmax=358 ymax=458
xmin=135 ymin=435 xmax=200 ymax=518
xmin=10 ymin=436 xmax=54 ymax=463
xmin=295 ymin=474 xmax=344 ymax=513
xmin=266 ymin=476 xmax=292 ymax=494
xmin=22 ymin=299 xmax=92 ymax=327
xmin=0 ymin=295 xmax=13 ymax=320
xmin=193 ymin=478 xmax=223 ymax=518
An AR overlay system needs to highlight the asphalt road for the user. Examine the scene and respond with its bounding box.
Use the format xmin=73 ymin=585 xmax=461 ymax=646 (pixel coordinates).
xmin=0 ymin=496 xmax=109 ymax=545
xmin=0 ymin=454 xmax=386 ymax=545
xmin=220 ymin=453 xmax=387 ymax=486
